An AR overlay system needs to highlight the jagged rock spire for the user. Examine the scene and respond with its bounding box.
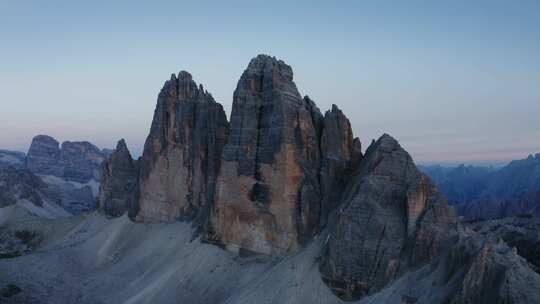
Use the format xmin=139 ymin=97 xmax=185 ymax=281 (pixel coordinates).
xmin=133 ymin=55 xmax=361 ymax=255
xmin=208 ymin=55 xmax=359 ymax=255
xmin=98 ymin=139 xmax=138 ymax=217
xmin=318 ymin=104 xmax=360 ymax=228
xmin=136 ymin=71 xmax=229 ymax=223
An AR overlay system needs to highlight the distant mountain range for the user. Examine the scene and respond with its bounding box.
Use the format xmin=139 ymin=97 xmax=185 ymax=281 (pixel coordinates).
xmin=420 ymin=153 xmax=540 ymax=219
xmin=0 ymin=135 xmax=112 ymax=216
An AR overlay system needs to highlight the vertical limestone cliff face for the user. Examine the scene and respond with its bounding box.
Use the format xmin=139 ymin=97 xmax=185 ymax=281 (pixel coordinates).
xmin=135 ymin=71 xmax=229 ymax=223
xmin=319 ymin=104 xmax=362 ymax=228
xmin=208 ymin=55 xmax=358 ymax=255
xmin=320 ymin=134 xmax=458 ymax=300
xmin=99 ymin=139 xmax=138 ymax=218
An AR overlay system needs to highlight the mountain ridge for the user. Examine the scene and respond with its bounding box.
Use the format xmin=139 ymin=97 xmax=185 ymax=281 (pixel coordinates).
xmin=2 ymin=54 xmax=539 ymax=304
xmin=421 ymin=154 xmax=540 ymax=220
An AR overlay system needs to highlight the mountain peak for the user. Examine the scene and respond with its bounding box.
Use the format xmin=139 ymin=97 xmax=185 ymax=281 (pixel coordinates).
xmin=177 ymin=70 xmax=192 ymax=81
xmin=115 ymin=139 xmax=128 ymax=152
xmin=31 ymin=134 xmax=59 ymax=147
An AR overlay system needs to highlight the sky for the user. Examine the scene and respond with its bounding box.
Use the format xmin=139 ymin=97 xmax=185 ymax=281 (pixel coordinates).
xmin=1 ymin=1 xmax=539 ymax=166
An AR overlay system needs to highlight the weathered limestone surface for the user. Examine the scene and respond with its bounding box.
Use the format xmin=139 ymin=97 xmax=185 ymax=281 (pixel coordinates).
xmin=208 ymin=55 xmax=357 ymax=255
xmin=208 ymin=55 xmax=322 ymax=254
xmin=136 ymin=71 xmax=229 ymax=223
xmin=320 ymin=134 xmax=458 ymax=300
xmin=99 ymin=139 xmax=138 ymax=217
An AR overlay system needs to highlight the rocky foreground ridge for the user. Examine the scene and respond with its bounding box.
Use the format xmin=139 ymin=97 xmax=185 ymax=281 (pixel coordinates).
xmin=91 ymin=54 xmax=540 ymax=303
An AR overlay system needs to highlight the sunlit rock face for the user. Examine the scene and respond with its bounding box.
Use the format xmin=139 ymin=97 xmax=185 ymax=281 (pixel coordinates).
xmin=136 ymin=71 xmax=229 ymax=223
xmin=207 ymin=55 xmax=353 ymax=255
xmin=99 ymin=139 xmax=138 ymax=218
xmin=320 ymin=134 xmax=458 ymax=300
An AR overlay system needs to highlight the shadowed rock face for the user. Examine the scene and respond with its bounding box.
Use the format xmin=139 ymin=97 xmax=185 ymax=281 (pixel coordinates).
xmin=136 ymin=71 xmax=229 ymax=223
xmin=208 ymin=55 xmax=358 ymax=255
xmin=320 ymin=134 xmax=457 ymax=300
xmin=99 ymin=139 xmax=138 ymax=218
xmin=319 ymin=104 xmax=362 ymax=228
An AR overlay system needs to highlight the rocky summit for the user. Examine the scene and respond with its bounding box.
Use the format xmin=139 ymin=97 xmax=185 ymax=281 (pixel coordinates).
xmin=136 ymin=71 xmax=229 ymax=223
xmin=25 ymin=135 xmax=63 ymax=177
xmin=320 ymin=134 xmax=458 ymax=300
xmin=99 ymin=139 xmax=138 ymax=218
xmin=26 ymin=135 xmax=106 ymax=183
xmin=22 ymin=135 xmax=108 ymax=214
xmin=127 ymin=55 xmax=453 ymax=263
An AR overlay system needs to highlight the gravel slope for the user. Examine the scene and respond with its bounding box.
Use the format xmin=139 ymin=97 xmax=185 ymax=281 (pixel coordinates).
xmin=0 ymin=213 xmax=463 ymax=304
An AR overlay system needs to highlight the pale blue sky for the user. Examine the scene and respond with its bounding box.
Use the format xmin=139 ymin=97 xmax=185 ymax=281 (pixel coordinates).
xmin=1 ymin=1 xmax=539 ymax=165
